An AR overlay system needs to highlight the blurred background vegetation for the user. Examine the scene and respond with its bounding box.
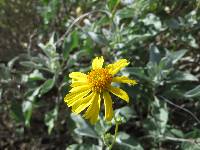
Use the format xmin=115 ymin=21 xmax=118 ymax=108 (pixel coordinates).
xmin=0 ymin=0 xmax=200 ymax=149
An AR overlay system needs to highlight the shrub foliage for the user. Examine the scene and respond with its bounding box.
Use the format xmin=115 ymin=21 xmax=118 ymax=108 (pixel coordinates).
xmin=0 ymin=0 xmax=200 ymax=149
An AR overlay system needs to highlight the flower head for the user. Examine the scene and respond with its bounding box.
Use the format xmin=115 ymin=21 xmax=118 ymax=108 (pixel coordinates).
xmin=64 ymin=56 xmax=137 ymax=124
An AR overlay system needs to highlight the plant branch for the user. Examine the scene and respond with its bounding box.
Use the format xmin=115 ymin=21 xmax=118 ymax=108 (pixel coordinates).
xmin=159 ymin=96 xmax=200 ymax=125
xmin=55 ymin=10 xmax=110 ymax=45
xmin=109 ymin=117 xmax=119 ymax=150
xmin=140 ymin=134 xmax=200 ymax=146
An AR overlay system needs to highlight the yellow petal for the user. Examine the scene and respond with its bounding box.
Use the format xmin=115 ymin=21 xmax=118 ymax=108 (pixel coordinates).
xmin=69 ymin=72 xmax=87 ymax=80
xmin=112 ymin=76 xmax=137 ymax=85
xmin=71 ymin=78 xmax=87 ymax=83
xmin=90 ymin=94 xmax=101 ymax=124
xmin=92 ymin=56 xmax=104 ymax=70
xmin=70 ymin=81 xmax=88 ymax=87
xmin=108 ymin=86 xmax=129 ymax=103
xmin=103 ymin=91 xmax=113 ymax=121
xmin=65 ymin=90 xmax=91 ymax=106
xmin=83 ymin=93 xmax=98 ymax=118
xmin=72 ymin=92 xmax=95 ymax=114
xmin=106 ymin=59 xmax=129 ymax=75
xmin=64 ymin=92 xmax=80 ymax=102
xmin=83 ymin=93 xmax=101 ymax=124
xmin=69 ymin=85 xmax=90 ymax=93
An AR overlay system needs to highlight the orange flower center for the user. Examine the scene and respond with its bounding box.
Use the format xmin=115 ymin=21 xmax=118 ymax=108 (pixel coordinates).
xmin=87 ymin=68 xmax=112 ymax=92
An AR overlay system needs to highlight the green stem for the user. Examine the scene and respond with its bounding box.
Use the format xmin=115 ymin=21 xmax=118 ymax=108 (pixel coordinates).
xmin=111 ymin=0 xmax=120 ymax=19
xmin=109 ymin=117 xmax=119 ymax=150
xmin=197 ymin=0 xmax=200 ymax=8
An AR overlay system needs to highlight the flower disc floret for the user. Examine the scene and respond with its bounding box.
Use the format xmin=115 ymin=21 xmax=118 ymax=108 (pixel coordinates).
xmin=87 ymin=68 xmax=112 ymax=92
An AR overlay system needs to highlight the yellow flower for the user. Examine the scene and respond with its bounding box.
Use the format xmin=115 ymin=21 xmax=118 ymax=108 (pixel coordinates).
xmin=64 ymin=56 xmax=137 ymax=124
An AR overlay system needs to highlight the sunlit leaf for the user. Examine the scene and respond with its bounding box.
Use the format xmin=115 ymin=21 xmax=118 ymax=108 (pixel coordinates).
xmin=67 ymin=144 xmax=101 ymax=150
xmin=87 ymin=32 xmax=108 ymax=46
xmin=149 ymin=44 xmax=161 ymax=64
xmin=22 ymin=100 xmax=34 ymax=127
xmin=184 ymin=85 xmax=200 ymax=98
xmin=45 ymin=106 xmax=58 ymax=134
xmin=71 ymin=114 xmax=99 ymax=139
xmin=116 ymin=132 xmax=144 ymax=150
xmin=115 ymin=106 xmax=137 ymax=123
xmin=39 ymin=77 xmax=55 ymax=96
xmin=28 ymin=70 xmax=45 ymax=81
xmin=168 ymin=71 xmax=198 ymax=82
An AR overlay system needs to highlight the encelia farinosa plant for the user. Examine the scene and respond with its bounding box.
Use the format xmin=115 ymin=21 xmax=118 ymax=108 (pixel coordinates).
xmin=2 ymin=0 xmax=200 ymax=149
xmin=64 ymin=56 xmax=137 ymax=148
